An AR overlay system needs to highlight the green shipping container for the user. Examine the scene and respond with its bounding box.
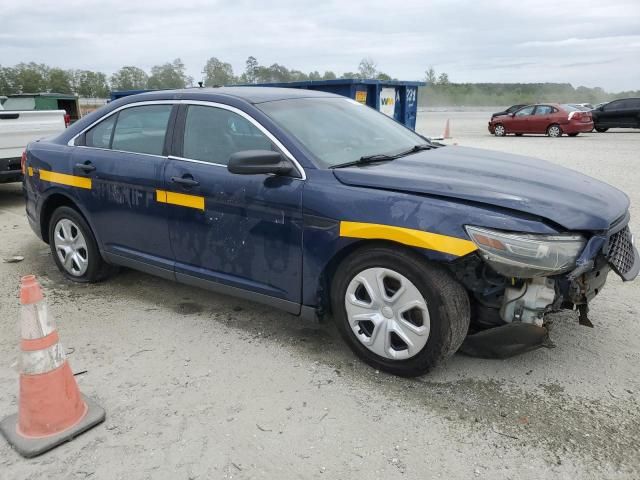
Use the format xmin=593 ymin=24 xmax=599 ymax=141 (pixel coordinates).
xmin=3 ymin=93 xmax=80 ymax=122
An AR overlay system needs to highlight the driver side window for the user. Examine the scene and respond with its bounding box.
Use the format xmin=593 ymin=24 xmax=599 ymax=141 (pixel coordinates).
xmin=515 ymin=106 xmax=535 ymax=117
xmin=534 ymin=105 xmax=553 ymax=116
xmin=603 ymin=101 xmax=620 ymax=112
xmin=182 ymin=105 xmax=275 ymax=165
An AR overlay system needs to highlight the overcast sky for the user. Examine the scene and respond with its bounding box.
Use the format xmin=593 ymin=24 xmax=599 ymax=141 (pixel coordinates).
xmin=2 ymin=0 xmax=639 ymax=91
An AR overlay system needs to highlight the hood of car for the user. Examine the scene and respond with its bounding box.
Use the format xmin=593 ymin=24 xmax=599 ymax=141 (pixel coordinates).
xmin=332 ymin=146 xmax=629 ymax=231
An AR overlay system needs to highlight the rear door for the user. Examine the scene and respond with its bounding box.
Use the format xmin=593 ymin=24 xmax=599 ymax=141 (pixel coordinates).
xmin=72 ymin=103 xmax=175 ymax=275
xmin=529 ymin=105 xmax=555 ymax=133
xmin=163 ymin=102 xmax=304 ymax=311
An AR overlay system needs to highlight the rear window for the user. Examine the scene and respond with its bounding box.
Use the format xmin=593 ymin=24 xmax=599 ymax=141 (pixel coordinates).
xmin=2 ymin=98 xmax=36 ymax=110
xmin=111 ymin=105 xmax=172 ymax=155
xmin=561 ymin=104 xmax=582 ymax=112
xmin=84 ymin=115 xmax=116 ymax=149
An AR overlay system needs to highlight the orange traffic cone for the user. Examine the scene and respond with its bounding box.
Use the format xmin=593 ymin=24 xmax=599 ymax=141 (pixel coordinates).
xmin=0 ymin=275 xmax=105 ymax=458
xmin=442 ymin=119 xmax=452 ymax=139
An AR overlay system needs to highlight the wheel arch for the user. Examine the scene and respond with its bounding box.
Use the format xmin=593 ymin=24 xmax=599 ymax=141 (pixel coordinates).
xmin=547 ymin=123 xmax=562 ymax=136
xmin=39 ymin=192 xmax=97 ymax=246
xmin=493 ymin=122 xmax=507 ymax=135
xmin=315 ymin=239 xmax=442 ymax=320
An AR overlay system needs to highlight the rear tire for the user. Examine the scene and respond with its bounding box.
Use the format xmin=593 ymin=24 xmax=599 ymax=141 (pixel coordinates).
xmin=547 ymin=124 xmax=562 ymax=137
xmin=595 ymin=127 xmax=608 ymax=133
xmin=330 ymin=245 xmax=470 ymax=377
xmin=48 ymin=206 xmax=114 ymax=283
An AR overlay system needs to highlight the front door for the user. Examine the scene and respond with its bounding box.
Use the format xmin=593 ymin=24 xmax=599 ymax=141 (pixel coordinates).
xmin=72 ymin=103 xmax=175 ymax=273
xmin=598 ymin=100 xmax=626 ymax=127
xmin=164 ymin=103 xmax=304 ymax=311
xmin=508 ymin=105 xmax=535 ymax=133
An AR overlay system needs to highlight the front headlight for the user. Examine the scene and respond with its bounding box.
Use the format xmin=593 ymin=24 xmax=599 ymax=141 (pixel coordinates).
xmin=465 ymin=226 xmax=587 ymax=278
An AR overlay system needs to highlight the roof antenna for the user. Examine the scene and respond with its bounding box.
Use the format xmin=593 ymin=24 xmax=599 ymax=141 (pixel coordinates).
xmin=198 ymin=81 xmax=204 ymax=88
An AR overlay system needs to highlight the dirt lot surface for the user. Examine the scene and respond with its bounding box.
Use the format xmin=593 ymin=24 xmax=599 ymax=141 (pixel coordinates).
xmin=1 ymin=111 xmax=639 ymax=479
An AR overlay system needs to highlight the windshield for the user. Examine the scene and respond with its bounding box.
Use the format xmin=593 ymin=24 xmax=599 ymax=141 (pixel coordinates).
xmin=258 ymin=97 xmax=428 ymax=168
xmin=3 ymin=97 xmax=36 ymax=110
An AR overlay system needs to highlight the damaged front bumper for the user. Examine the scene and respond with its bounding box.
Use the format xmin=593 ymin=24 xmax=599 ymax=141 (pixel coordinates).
xmin=453 ymin=221 xmax=639 ymax=358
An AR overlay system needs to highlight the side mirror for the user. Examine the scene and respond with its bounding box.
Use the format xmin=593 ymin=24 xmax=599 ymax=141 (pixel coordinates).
xmin=228 ymin=150 xmax=293 ymax=176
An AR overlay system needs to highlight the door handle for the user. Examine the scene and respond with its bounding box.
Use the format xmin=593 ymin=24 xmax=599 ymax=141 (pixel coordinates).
xmin=171 ymin=176 xmax=200 ymax=187
xmin=75 ymin=162 xmax=96 ymax=173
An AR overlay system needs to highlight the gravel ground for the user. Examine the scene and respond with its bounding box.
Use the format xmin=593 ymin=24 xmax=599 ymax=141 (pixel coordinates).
xmin=1 ymin=110 xmax=639 ymax=479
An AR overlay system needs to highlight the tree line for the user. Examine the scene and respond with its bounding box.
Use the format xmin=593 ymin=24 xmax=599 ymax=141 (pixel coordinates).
xmin=1 ymin=58 xmax=636 ymax=105
xmin=420 ymin=66 xmax=640 ymax=106
xmin=0 ymin=57 xmax=391 ymax=97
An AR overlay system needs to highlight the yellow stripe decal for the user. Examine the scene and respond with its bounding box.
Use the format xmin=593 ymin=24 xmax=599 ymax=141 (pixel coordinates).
xmin=156 ymin=189 xmax=205 ymax=211
xmin=39 ymin=169 xmax=92 ymax=189
xmin=156 ymin=190 xmax=167 ymax=203
xmin=339 ymin=221 xmax=477 ymax=257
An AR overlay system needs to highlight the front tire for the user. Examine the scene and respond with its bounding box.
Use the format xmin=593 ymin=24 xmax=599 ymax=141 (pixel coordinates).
xmin=48 ymin=206 xmax=113 ymax=283
xmin=330 ymin=246 xmax=470 ymax=377
xmin=493 ymin=124 xmax=506 ymax=136
xmin=595 ymin=126 xmax=608 ymax=133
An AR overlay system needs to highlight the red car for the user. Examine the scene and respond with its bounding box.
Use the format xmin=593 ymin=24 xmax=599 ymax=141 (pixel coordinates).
xmin=488 ymin=103 xmax=594 ymax=137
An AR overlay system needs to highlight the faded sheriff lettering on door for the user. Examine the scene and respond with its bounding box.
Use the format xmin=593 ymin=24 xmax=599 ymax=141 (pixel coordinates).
xmin=92 ymin=181 xmax=154 ymax=208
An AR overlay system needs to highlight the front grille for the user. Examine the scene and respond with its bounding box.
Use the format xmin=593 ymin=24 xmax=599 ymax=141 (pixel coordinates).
xmin=607 ymin=226 xmax=635 ymax=276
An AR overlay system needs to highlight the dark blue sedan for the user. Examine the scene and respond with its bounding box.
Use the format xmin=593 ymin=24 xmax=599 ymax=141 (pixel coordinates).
xmin=22 ymin=87 xmax=638 ymax=376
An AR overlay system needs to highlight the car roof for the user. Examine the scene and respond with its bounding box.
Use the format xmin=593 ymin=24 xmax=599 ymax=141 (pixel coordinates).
xmin=8 ymin=92 xmax=78 ymax=99
xmin=516 ymin=103 xmax=562 ymax=108
xmin=125 ymin=86 xmax=340 ymax=104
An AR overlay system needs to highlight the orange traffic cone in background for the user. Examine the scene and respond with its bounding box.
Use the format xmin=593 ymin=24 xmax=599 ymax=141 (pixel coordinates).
xmin=0 ymin=275 xmax=105 ymax=458
xmin=442 ymin=119 xmax=452 ymax=139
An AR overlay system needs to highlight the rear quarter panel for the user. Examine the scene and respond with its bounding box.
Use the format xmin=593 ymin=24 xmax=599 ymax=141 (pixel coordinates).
xmin=24 ymin=140 xmax=99 ymax=245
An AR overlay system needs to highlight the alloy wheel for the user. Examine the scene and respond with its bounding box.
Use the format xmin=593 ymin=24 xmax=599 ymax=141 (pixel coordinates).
xmin=53 ymin=218 xmax=89 ymax=277
xmin=344 ymin=267 xmax=430 ymax=360
xmin=494 ymin=125 xmax=505 ymax=136
xmin=548 ymin=125 xmax=561 ymax=137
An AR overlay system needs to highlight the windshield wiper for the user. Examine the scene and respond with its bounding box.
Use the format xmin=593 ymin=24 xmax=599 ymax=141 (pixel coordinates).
xmin=330 ymin=144 xmax=433 ymax=169
xmin=329 ymin=154 xmax=396 ymax=169
xmin=400 ymin=144 xmax=433 ymax=155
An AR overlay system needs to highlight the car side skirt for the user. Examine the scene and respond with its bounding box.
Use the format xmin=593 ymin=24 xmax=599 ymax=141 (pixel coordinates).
xmin=103 ymin=251 xmax=302 ymax=316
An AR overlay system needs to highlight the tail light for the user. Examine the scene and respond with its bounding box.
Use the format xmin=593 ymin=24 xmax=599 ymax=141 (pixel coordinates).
xmin=21 ymin=151 xmax=27 ymax=175
xmin=568 ymin=111 xmax=592 ymax=122
xmin=64 ymin=114 xmax=71 ymax=128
